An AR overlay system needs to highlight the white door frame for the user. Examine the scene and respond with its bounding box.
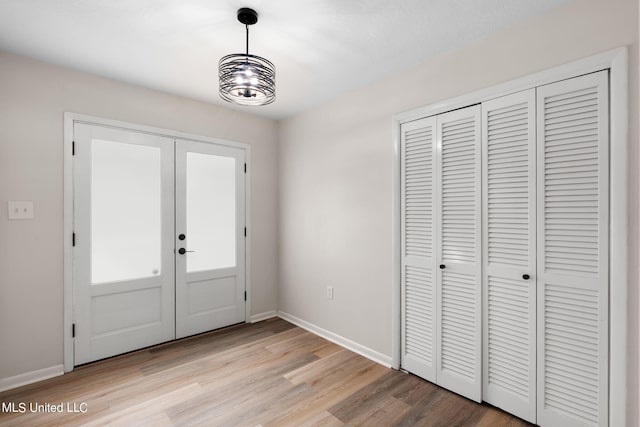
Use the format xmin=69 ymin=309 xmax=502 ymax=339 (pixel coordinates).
xmin=392 ymin=47 xmax=629 ymax=426
xmin=63 ymin=113 xmax=251 ymax=371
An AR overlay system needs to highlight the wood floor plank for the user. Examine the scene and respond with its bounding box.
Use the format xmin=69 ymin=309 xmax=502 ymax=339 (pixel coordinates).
xmin=265 ymin=328 xmax=342 ymax=359
xmin=211 ymin=381 xmax=315 ymax=427
xmin=283 ymin=348 xmax=355 ymax=385
xmin=81 ymin=383 xmax=202 ymax=427
xmin=0 ymin=318 xmax=532 ymax=426
xmin=343 ymin=396 xmax=410 ymax=426
xmin=297 ymin=410 xmax=344 ymax=427
xmin=328 ymin=370 xmax=410 ymax=422
xmin=264 ymin=363 xmax=390 ymax=426
xmin=414 ymin=392 xmax=486 ymax=427
xmin=475 ymin=407 xmax=531 ymax=427
xmin=164 ymin=352 xmax=320 ymax=425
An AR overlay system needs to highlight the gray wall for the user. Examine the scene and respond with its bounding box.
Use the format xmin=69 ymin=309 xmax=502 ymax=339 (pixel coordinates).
xmin=0 ymin=51 xmax=279 ymax=381
xmin=277 ymin=0 xmax=638 ymax=424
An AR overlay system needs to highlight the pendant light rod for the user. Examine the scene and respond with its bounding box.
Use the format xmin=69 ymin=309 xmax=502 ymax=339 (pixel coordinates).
xmin=237 ymin=8 xmax=257 ymax=56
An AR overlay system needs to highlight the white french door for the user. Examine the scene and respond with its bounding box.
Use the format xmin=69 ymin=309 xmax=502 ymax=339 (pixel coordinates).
xmin=73 ymin=124 xmax=176 ymax=365
xmin=175 ymin=139 xmax=246 ymax=338
xmin=73 ymin=123 xmax=246 ymax=365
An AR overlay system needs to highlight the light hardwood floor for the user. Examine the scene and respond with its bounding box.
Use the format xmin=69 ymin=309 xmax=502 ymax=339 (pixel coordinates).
xmin=0 ymin=318 xmax=532 ymax=426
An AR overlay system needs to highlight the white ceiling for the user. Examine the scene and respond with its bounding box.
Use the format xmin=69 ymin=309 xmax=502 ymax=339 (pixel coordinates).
xmin=0 ymin=0 xmax=569 ymax=119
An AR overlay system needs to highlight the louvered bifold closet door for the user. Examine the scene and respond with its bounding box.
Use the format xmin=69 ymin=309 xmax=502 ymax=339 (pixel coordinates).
xmin=401 ymin=117 xmax=437 ymax=382
xmin=435 ymin=105 xmax=482 ymax=402
xmin=536 ymin=71 xmax=609 ymax=427
xmin=482 ymin=90 xmax=537 ymax=423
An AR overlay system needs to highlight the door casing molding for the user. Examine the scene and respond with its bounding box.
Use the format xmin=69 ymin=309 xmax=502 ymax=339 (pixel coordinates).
xmin=63 ymin=113 xmax=252 ymax=372
xmin=391 ymin=47 xmax=629 ymax=426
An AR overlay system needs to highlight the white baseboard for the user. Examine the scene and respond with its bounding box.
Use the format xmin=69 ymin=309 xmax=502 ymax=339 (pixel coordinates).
xmin=277 ymin=311 xmax=392 ymax=367
xmin=0 ymin=365 xmax=64 ymax=393
xmin=250 ymin=310 xmax=278 ymax=323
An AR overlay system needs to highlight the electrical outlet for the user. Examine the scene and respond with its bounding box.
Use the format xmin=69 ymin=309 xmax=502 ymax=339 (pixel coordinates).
xmin=327 ymin=286 xmax=334 ymax=300
xmin=7 ymin=201 xmax=34 ymax=219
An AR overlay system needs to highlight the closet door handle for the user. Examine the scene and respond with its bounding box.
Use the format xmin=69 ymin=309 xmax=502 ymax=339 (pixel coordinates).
xmin=439 ymin=264 xmax=445 ymax=269
xmin=178 ymin=248 xmax=195 ymax=255
xmin=522 ymin=274 xmax=530 ymax=280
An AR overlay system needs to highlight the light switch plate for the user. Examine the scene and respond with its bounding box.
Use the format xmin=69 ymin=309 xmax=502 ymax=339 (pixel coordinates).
xmin=8 ymin=201 xmax=34 ymax=219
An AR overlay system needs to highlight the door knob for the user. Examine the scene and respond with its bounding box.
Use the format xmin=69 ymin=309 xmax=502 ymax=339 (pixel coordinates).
xmin=439 ymin=264 xmax=445 ymax=269
xmin=178 ymin=248 xmax=194 ymax=255
xmin=178 ymin=234 xmax=186 ymax=240
xmin=522 ymin=274 xmax=530 ymax=280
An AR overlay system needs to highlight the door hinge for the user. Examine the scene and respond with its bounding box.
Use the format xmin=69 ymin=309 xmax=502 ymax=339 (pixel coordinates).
xmin=72 ymin=141 xmax=75 ymax=156
xmin=244 ymin=291 xmax=247 ymax=301
xmin=244 ymin=227 xmax=247 ymax=237
xmin=72 ymin=323 xmax=75 ymax=338
xmin=72 ymin=233 xmax=76 ymax=246
xmin=244 ymin=163 xmax=247 ymax=173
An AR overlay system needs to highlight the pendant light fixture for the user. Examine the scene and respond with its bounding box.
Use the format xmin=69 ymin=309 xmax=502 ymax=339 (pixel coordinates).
xmin=219 ymin=8 xmax=275 ymax=106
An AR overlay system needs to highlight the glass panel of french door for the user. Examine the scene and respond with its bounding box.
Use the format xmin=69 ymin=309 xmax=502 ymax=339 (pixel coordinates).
xmin=185 ymin=152 xmax=237 ymax=272
xmin=73 ymin=123 xmax=175 ymax=365
xmin=175 ymin=139 xmax=246 ymax=339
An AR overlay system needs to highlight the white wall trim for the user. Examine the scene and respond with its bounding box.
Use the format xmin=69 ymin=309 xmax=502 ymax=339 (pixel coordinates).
xmin=278 ymin=311 xmax=393 ymax=368
xmin=63 ymin=114 xmax=74 ymax=373
xmin=245 ymin=148 xmax=253 ymax=324
xmin=250 ymin=310 xmax=278 ymax=323
xmin=63 ymin=112 xmax=252 ymax=372
xmin=607 ymin=47 xmax=629 ymax=427
xmin=0 ymin=365 xmax=63 ymax=393
xmin=64 ymin=113 xmax=251 ymax=151
xmin=392 ymin=47 xmax=629 ymax=427
xmin=391 ymin=118 xmax=401 ymax=370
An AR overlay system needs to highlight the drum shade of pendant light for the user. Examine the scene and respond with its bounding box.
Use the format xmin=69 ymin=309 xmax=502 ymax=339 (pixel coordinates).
xmin=219 ymin=8 xmax=275 ymax=106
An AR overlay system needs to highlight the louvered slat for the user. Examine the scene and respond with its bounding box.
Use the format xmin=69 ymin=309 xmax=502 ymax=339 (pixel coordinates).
xmin=405 ymin=265 xmax=433 ymax=362
xmin=543 ymin=86 xmax=600 ymax=275
xmin=487 ymin=101 xmax=530 ymax=268
xmin=441 ymin=271 xmax=476 ymax=380
xmin=487 ymin=276 xmax=531 ymax=399
xmin=404 ymin=127 xmax=433 ymax=259
xmin=441 ymin=117 xmax=476 ymax=263
xmin=543 ymin=284 xmax=599 ymax=425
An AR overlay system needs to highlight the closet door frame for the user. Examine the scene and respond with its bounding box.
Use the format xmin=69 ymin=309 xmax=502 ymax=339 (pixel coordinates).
xmin=392 ymin=47 xmax=628 ymax=427
xmin=63 ymin=113 xmax=252 ymax=372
